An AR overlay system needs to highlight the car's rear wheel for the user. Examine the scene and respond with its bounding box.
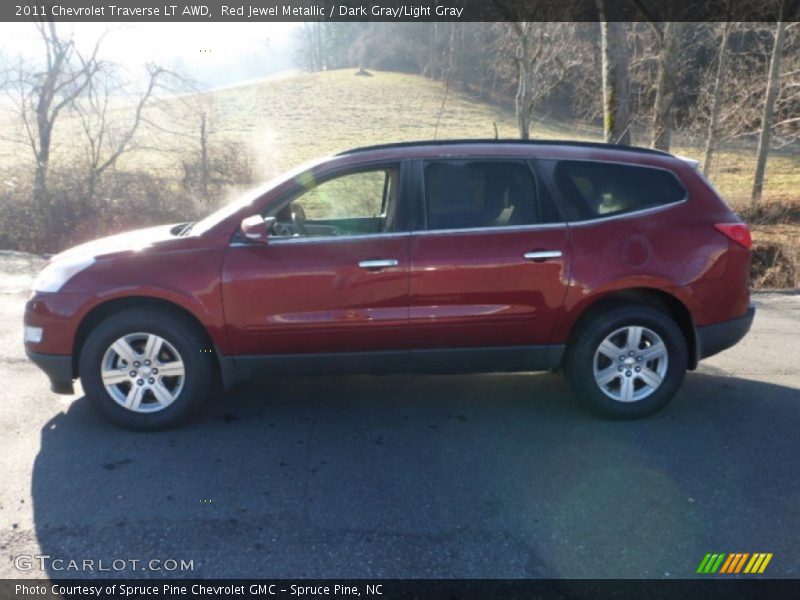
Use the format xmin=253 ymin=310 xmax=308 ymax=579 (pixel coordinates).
xmin=564 ymin=305 xmax=688 ymax=419
xmin=79 ymin=308 xmax=216 ymax=430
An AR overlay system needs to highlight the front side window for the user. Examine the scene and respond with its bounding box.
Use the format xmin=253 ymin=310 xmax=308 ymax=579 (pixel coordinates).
xmin=269 ymin=167 xmax=399 ymax=238
xmin=554 ymin=160 xmax=686 ymax=220
xmin=422 ymin=160 xmax=539 ymax=231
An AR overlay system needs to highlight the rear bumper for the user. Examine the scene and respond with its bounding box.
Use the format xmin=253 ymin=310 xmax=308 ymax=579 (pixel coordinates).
xmin=695 ymin=303 xmax=755 ymax=362
xmin=25 ymin=350 xmax=74 ymax=394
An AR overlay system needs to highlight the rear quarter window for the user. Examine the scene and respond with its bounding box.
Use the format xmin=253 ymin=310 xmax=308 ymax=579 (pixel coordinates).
xmin=553 ymin=160 xmax=686 ymax=221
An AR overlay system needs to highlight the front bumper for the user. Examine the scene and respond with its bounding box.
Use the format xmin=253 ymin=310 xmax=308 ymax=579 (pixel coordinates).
xmin=25 ymin=350 xmax=74 ymax=394
xmin=695 ymin=303 xmax=756 ymax=362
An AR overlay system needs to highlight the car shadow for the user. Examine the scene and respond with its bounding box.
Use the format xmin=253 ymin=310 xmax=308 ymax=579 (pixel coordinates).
xmin=31 ymin=369 xmax=800 ymax=578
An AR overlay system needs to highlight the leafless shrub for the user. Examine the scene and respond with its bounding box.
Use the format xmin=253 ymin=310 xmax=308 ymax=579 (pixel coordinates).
xmin=181 ymin=139 xmax=254 ymax=203
xmin=751 ymin=241 xmax=797 ymax=288
xmin=0 ymin=166 xmax=204 ymax=254
xmin=739 ymin=201 xmax=800 ymax=225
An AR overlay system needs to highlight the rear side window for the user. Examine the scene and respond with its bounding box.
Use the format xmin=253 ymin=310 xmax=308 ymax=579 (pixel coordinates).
xmin=554 ymin=160 xmax=686 ymax=221
xmin=422 ymin=160 xmax=540 ymax=230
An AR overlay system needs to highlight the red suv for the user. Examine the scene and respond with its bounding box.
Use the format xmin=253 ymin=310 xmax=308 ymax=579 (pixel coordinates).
xmin=24 ymin=140 xmax=754 ymax=429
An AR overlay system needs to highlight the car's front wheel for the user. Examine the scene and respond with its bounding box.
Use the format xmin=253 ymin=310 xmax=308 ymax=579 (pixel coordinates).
xmin=78 ymin=308 xmax=216 ymax=430
xmin=564 ymin=305 xmax=688 ymax=419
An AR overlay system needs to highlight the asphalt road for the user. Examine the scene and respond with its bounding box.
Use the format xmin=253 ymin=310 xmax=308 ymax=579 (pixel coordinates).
xmin=0 ymin=251 xmax=798 ymax=579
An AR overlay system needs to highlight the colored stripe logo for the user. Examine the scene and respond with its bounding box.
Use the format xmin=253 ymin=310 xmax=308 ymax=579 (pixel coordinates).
xmin=697 ymin=553 xmax=773 ymax=574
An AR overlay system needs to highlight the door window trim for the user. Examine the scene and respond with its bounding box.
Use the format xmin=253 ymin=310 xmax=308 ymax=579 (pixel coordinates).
xmin=230 ymin=230 xmax=411 ymax=247
xmin=264 ymin=231 xmax=411 ymax=246
xmin=412 ymin=222 xmax=567 ymax=237
xmin=565 ymin=199 xmax=688 ymax=228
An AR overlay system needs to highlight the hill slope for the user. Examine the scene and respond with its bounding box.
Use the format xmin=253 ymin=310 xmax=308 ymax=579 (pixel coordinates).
xmin=1 ymin=69 xmax=797 ymax=206
xmin=201 ymin=69 xmax=595 ymax=178
xmin=165 ymin=69 xmax=800 ymax=207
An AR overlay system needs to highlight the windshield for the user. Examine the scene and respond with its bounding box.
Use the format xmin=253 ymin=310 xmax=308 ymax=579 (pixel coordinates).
xmin=190 ymin=157 xmax=330 ymax=236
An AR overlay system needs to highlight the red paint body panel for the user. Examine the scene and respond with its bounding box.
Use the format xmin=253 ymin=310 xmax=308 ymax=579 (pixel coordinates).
xmin=25 ymin=242 xmax=228 ymax=356
xmin=408 ymin=227 xmax=570 ymax=347
xmin=553 ymin=161 xmax=750 ymax=338
xmin=221 ymin=235 xmax=411 ymax=354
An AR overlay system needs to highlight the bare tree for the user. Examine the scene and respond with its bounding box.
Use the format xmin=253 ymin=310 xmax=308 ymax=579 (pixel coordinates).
xmin=597 ymin=2 xmax=632 ymax=145
xmin=432 ymin=26 xmax=456 ymax=140
xmin=180 ymin=114 xmax=253 ymax=204
xmin=500 ymin=22 xmax=581 ymax=139
xmin=75 ymin=64 xmax=165 ymax=200
xmin=630 ymin=2 xmax=686 ymax=151
xmin=699 ymin=22 xmax=798 ymax=149
xmin=650 ymin=21 xmax=684 ymax=151
xmin=3 ymin=23 xmax=101 ymax=211
xmin=180 ymin=94 xmax=241 ymax=204
xmin=752 ymin=2 xmax=790 ymax=206
xmin=293 ymin=23 xmax=326 ymax=72
xmin=142 ymin=89 xmax=253 ymax=204
xmin=195 ymin=109 xmax=212 ymax=201
xmin=702 ymin=20 xmax=733 ymax=176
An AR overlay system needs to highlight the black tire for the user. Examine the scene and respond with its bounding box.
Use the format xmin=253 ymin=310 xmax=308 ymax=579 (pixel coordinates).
xmin=563 ymin=305 xmax=688 ymax=419
xmin=78 ymin=308 xmax=216 ymax=430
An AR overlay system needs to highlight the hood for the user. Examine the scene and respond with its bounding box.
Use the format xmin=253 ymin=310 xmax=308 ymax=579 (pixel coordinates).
xmin=53 ymin=223 xmax=185 ymax=262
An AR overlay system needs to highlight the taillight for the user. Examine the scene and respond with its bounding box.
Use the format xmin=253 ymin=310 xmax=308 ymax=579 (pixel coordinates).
xmin=715 ymin=223 xmax=752 ymax=249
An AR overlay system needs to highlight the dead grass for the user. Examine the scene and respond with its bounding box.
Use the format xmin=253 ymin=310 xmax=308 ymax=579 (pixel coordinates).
xmin=736 ymin=201 xmax=800 ymax=289
xmin=1 ymin=69 xmax=797 ymax=203
xmin=695 ymin=151 xmax=799 ymax=209
xmin=750 ymin=224 xmax=800 ymax=288
xmin=737 ymin=200 xmax=800 ymax=226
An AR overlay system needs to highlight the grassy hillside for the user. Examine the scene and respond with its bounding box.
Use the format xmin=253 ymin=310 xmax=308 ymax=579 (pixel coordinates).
xmin=175 ymin=70 xmax=593 ymax=180
xmin=2 ymin=69 xmax=796 ymax=207
xmin=184 ymin=69 xmax=799 ymax=208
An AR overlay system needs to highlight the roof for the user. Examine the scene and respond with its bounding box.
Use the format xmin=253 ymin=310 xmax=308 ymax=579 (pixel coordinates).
xmin=336 ymin=139 xmax=673 ymax=158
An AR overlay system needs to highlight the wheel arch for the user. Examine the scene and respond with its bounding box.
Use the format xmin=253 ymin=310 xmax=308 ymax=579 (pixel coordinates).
xmin=564 ymin=288 xmax=698 ymax=370
xmin=72 ymin=296 xmax=226 ymax=382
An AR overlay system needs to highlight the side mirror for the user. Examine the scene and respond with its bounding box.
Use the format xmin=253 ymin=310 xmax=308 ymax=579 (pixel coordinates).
xmin=240 ymin=215 xmax=272 ymax=244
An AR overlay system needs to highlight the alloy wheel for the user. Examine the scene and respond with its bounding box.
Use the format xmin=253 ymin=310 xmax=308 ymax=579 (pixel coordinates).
xmin=100 ymin=332 xmax=186 ymax=413
xmin=592 ymin=325 xmax=669 ymax=403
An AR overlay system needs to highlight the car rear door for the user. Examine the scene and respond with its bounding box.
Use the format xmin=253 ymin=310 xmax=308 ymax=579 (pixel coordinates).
xmin=408 ymin=158 xmax=571 ymax=368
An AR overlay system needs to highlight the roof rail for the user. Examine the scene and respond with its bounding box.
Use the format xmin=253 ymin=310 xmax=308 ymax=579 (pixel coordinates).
xmin=336 ymin=139 xmax=673 ymax=157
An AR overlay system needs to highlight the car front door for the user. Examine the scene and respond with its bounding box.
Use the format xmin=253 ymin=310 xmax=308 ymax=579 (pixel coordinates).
xmin=222 ymin=163 xmax=411 ymax=362
xmin=408 ymin=158 xmax=571 ymax=368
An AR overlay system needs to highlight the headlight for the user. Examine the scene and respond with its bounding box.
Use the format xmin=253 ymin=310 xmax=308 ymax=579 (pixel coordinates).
xmin=32 ymin=257 xmax=95 ymax=293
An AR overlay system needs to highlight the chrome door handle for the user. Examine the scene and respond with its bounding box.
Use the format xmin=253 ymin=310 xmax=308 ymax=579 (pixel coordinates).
xmin=358 ymin=259 xmax=399 ymax=269
xmin=524 ymin=250 xmax=562 ymax=261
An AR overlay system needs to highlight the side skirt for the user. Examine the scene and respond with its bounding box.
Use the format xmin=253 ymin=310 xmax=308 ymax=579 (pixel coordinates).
xmin=218 ymin=345 xmax=566 ymax=389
